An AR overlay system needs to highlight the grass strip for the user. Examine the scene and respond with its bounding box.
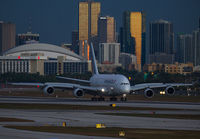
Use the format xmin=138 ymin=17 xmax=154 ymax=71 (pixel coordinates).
xmin=97 ymin=113 xmax=200 ymax=120
xmin=0 ymin=117 xmax=34 ymax=122
xmin=4 ymin=126 xmax=200 ymax=139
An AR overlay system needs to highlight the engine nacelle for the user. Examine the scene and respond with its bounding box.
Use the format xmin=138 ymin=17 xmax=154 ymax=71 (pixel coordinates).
xmin=43 ymin=86 xmax=55 ymax=95
xmin=144 ymin=88 xmax=154 ymax=98
xmin=165 ymin=86 xmax=175 ymax=95
xmin=73 ymin=88 xmax=84 ymax=98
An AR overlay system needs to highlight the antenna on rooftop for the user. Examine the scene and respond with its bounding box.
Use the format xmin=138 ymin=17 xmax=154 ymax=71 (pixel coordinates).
xmin=28 ymin=16 xmax=32 ymax=33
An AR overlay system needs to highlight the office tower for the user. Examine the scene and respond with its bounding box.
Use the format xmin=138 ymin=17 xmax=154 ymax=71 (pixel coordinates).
xmin=71 ymin=30 xmax=79 ymax=54
xmin=150 ymin=19 xmax=174 ymax=54
xmin=16 ymin=32 xmax=39 ymax=46
xmin=192 ymin=29 xmax=200 ymax=66
xmin=149 ymin=19 xmax=174 ymax=64
xmin=99 ymin=43 xmax=120 ymax=64
xmin=176 ymin=34 xmax=193 ymax=63
xmin=79 ymin=0 xmax=100 ymax=41
xmin=120 ymin=11 xmax=146 ymax=70
xmin=98 ymin=16 xmax=116 ymax=43
xmin=0 ymin=21 xmax=16 ymax=55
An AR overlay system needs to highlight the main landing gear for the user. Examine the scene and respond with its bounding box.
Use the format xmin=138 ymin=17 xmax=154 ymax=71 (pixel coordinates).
xmin=91 ymin=97 xmax=105 ymax=101
xmin=110 ymin=97 xmax=117 ymax=101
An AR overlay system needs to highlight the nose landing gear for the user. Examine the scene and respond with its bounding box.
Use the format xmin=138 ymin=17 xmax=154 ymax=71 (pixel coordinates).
xmin=120 ymin=97 xmax=127 ymax=101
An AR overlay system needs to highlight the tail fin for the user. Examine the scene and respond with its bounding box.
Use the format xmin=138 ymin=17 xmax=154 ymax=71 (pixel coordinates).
xmin=90 ymin=43 xmax=99 ymax=75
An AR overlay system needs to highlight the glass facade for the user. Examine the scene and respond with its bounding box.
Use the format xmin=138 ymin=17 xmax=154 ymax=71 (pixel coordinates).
xmin=63 ymin=62 xmax=88 ymax=73
xmin=79 ymin=1 xmax=100 ymax=41
xmin=130 ymin=12 xmax=142 ymax=65
xmin=44 ymin=62 xmax=57 ymax=75
xmin=0 ymin=60 xmax=29 ymax=73
xmin=120 ymin=11 xmax=146 ymax=69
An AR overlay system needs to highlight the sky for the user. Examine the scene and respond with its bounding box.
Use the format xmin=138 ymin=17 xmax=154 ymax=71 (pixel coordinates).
xmin=0 ymin=0 xmax=199 ymax=45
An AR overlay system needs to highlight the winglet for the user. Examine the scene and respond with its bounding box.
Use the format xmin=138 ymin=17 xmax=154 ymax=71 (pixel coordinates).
xmin=90 ymin=43 xmax=99 ymax=75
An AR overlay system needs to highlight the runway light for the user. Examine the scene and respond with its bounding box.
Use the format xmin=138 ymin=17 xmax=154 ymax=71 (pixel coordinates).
xmin=18 ymin=56 xmax=21 ymax=59
xmin=62 ymin=122 xmax=66 ymax=127
xmin=96 ymin=124 xmax=106 ymax=128
xmin=37 ymin=85 xmax=40 ymax=88
xmin=119 ymin=131 xmax=125 ymax=137
xmin=110 ymin=104 xmax=116 ymax=107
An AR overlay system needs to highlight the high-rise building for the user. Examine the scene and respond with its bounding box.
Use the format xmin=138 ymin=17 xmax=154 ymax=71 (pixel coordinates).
xmin=0 ymin=21 xmax=16 ymax=55
xmin=192 ymin=29 xmax=200 ymax=66
xmin=98 ymin=16 xmax=116 ymax=43
xmin=99 ymin=43 xmax=120 ymax=64
xmin=149 ymin=19 xmax=174 ymax=64
xmin=71 ymin=30 xmax=79 ymax=54
xmin=16 ymin=32 xmax=39 ymax=46
xmin=79 ymin=0 xmax=100 ymax=41
xmin=176 ymin=34 xmax=193 ymax=63
xmin=120 ymin=11 xmax=146 ymax=70
xmin=149 ymin=19 xmax=174 ymax=54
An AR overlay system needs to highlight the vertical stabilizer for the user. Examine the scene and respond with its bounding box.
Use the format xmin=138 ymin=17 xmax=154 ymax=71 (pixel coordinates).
xmin=90 ymin=43 xmax=99 ymax=75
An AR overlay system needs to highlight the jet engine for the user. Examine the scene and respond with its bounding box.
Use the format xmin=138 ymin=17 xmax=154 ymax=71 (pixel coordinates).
xmin=73 ymin=88 xmax=84 ymax=98
xmin=165 ymin=86 xmax=175 ymax=95
xmin=43 ymin=86 xmax=55 ymax=95
xmin=144 ymin=88 xmax=154 ymax=98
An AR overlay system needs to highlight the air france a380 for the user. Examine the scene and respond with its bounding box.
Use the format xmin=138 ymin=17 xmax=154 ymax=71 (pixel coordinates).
xmin=11 ymin=43 xmax=194 ymax=101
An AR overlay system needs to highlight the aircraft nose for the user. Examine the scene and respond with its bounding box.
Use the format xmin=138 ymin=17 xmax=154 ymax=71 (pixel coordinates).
xmin=121 ymin=86 xmax=130 ymax=94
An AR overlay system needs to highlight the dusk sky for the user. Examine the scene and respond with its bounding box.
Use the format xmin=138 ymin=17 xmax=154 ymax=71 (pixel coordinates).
xmin=0 ymin=0 xmax=199 ymax=45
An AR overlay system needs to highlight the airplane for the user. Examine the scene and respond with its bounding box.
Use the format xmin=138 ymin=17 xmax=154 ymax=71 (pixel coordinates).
xmin=11 ymin=43 xmax=195 ymax=101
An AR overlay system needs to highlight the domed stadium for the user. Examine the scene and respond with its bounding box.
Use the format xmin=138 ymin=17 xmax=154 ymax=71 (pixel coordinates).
xmin=3 ymin=43 xmax=83 ymax=60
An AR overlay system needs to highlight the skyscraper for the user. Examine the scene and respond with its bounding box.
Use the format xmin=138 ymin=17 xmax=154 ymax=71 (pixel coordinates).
xmin=0 ymin=21 xmax=16 ymax=55
xmin=120 ymin=11 xmax=146 ymax=70
xmin=71 ymin=30 xmax=79 ymax=54
xmin=176 ymin=34 xmax=193 ymax=63
xmin=149 ymin=19 xmax=174 ymax=55
xmin=149 ymin=20 xmax=174 ymax=64
xmin=192 ymin=29 xmax=200 ymax=66
xmin=98 ymin=16 xmax=116 ymax=43
xmin=79 ymin=0 xmax=100 ymax=41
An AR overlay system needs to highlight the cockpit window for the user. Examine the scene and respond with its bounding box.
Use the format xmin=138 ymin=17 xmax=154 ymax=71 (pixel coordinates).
xmin=121 ymin=83 xmax=130 ymax=85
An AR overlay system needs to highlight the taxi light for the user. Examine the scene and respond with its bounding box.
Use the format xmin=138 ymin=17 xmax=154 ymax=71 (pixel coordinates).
xmin=101 ymin=88 xmax=105 ymax=92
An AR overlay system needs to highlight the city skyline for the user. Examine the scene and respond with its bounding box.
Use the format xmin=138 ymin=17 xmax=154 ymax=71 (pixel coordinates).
xmin=0 ymin=0 xmax=199 ymax=45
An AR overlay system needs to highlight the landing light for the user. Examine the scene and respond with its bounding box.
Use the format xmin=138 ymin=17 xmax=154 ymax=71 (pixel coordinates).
xmin=160 ymin=91 xmax=165 ymax=95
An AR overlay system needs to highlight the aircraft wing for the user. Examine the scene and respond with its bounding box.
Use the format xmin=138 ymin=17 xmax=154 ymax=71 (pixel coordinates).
xmin=130 ymin=83 xmax=193 ymax=92
xmin=56 ymin=76 xmax=91 ymax=84
xmin=10 ymin=82 xmax=102 ymax=96
xmin=10 ymin=82 xmax=45 ymax=87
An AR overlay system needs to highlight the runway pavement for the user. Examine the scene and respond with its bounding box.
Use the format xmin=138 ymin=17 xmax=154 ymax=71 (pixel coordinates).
xmin=0 ymin=96 xmax=200 ymax=110
xmin=0 ymin=96 xmax=200 ymax=139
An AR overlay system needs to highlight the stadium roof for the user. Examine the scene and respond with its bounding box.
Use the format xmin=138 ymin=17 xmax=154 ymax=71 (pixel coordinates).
xmin=3 ymin=43 xmax=83 ymax=60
